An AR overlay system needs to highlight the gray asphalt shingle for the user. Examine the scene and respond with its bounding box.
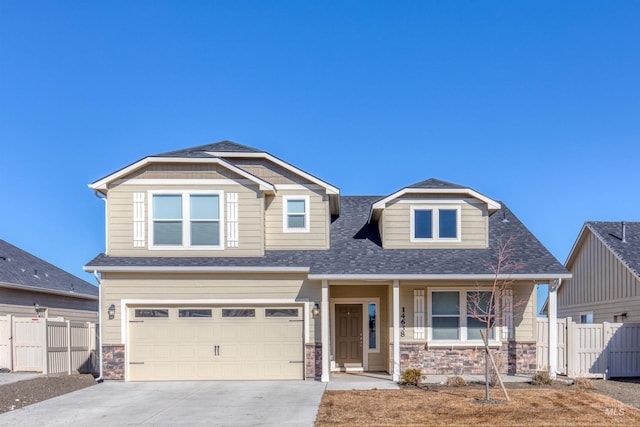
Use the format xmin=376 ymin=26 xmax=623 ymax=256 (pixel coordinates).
xmin=85 ymin=196 xmax=567 ymax=277
xmin=0 ymin=240 xmax=98 ymax=297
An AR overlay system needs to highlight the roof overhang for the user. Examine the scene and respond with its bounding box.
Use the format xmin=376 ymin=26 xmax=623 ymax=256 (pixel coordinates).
xmin=0 ymin=281 xmax=99 ymax=301
xmin=207 ymin=151 xmax=340 ymax=195
xmin=369 ymin=188 xmax=501 ymax=222
xmin=84 ymin=265 xmax=310 ymax=274
xmin=307 ymin=273 xmax=571 ymax=281
xmin=564 ymin=223 xmax=591 ymax=268
xmin=89 ymin=157 xmax=276 ymax=194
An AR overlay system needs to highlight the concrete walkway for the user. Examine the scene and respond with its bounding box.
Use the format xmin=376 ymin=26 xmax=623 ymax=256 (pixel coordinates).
xmin=0 ymin=380 xmax=327 ymax=426
xmin=327 ymin=372 xmax=399 ymax=390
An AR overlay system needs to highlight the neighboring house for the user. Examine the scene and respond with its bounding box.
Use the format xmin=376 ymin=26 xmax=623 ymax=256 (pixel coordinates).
xmin=84 ymin=141 xmax=569 ymax=381
xmin=0 ymin=239 xmax=98 ymax=322
xmin=557 ymin=221 xmax=640 ymax=323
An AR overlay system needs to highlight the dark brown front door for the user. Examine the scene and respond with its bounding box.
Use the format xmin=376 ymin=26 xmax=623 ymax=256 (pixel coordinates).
xmin=335 ymin=304 xmax=363 ymax=365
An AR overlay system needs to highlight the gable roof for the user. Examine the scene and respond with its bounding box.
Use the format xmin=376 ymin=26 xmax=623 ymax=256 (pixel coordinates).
xmin=0 ymin=240 xmax=98 ymax=300
xmin=85 ymin=196 xmax=569 ymax=280
xmin=369 ymin=178 xmax=501 ymax=222
xmin=155 ymin=141 xmax=262 ymax=157
xmin=567 ymin=221 xmax=640 ymax=280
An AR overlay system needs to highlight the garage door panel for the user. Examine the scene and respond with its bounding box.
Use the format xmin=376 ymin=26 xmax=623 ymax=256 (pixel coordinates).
xmin=128 ymin=305 xmax=303 ymax=381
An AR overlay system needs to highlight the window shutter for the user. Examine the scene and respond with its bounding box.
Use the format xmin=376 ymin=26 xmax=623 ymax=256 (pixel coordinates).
xmin=413 ymin=289 xmax=425 ymax=339
xmin=226 ymin=193 xmax=238 ymax=247
xmin=502 ymin=289 xmax=514 ymax=340
xmin=133 ymin=192 xmax=145 ymax=247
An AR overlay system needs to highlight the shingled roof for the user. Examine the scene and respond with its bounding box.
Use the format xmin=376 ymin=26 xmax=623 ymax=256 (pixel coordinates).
xmin=85 ymin=196 xmax=568 ymax=278
xmin=155 ymin=141 xmax=262 ymax=157
xmin=0 ymin=240 xmax=98 ymax=299
xmin=582 ymin=221 xmax=640 ymax=279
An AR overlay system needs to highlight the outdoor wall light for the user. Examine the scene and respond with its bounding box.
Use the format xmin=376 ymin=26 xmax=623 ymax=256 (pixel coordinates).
xmin=312 ymin=303 xmax=320 ymax=317
xmin=108 ymin=304 xmax=116 ymax=320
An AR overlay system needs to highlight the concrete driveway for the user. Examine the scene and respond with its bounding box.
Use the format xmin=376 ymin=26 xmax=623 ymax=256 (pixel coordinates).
xmin=0 ymin=380 xmax=327 ymax=426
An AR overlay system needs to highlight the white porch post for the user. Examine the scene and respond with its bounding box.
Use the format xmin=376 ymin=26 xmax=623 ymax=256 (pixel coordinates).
xmin=392 ymin=280 xmax=400 ymax=382
xmin=548 ymin=279 xmax=560 ymax=379
xmin=321 ymin=280 xmax=330 ymax=382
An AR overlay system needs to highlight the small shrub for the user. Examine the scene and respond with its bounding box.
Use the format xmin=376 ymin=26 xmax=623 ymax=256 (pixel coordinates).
xmin=574 ymin=377 xmax=595 ymax=390
xmin=531 ymin=371 xmax=553 ymax=386
xmin=400 ymin=368 xmax=423 ymax=386
xmin=446 ymin=376 xmax=467 ymax=387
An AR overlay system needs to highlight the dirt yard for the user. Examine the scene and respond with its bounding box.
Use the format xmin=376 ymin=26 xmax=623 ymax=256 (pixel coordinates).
xmin=315 ymin=386 xmax=640 ymax=426
xmin=0 ymin=374 xmax=96 ymax=414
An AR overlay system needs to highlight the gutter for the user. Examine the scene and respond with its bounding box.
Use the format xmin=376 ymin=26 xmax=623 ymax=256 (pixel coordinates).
xmin=307 ymin=273 xmax=572 ymax=281
xmin=92 ymin=270 xmax=104 ymax=383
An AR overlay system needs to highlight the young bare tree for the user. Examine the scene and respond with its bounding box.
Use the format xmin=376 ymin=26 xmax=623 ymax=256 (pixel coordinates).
xmin=467 ymin=235 xmax=524 ymax=401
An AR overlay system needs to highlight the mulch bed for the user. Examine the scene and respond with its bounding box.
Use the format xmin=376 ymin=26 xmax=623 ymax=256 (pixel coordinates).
xmin=0 ymin=374 xmax=96 ymax=414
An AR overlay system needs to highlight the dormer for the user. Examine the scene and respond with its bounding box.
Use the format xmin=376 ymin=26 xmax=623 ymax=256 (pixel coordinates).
xmin=89 ymin=141 xmax=340 ymax=256
xmin=369 ymin=178 xmax=501 ymax=249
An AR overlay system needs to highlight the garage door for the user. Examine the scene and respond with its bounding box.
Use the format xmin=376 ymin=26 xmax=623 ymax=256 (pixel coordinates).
xmin=128 ymin=305 xmax=304 ymax=381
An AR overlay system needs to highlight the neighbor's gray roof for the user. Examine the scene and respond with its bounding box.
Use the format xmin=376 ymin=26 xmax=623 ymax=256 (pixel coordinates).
xmin=86 ymin=196 xmax=568 ymax=277
xmin=0 ymin=240 xmax=98 ymax=298
xmin=155 ymin=141 xmax=262 ymax=158
xmin=585 ymin=221 xmax=640 ymax=278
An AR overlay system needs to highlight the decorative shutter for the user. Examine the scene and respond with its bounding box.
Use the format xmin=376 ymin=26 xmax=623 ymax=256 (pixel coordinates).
xmin=133 ymin=192 xmax=145 ymax=247
xmin=413 ymin=289 xmax=425 ymax=339
xmin=226 ymin=193 xmax=238 ymax=248
xmin=502 ymin=289 xmax=514 ymax=340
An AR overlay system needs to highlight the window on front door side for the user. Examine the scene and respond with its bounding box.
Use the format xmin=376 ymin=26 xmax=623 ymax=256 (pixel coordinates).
xmin=411 ymin=206 xmax=460 ymax=241
xmin=151 ymin=192 xmax=222 ymax=248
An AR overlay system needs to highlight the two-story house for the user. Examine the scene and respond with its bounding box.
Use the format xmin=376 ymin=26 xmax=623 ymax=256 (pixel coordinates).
xmin=84 ymin=141 xmax=569 ymax=381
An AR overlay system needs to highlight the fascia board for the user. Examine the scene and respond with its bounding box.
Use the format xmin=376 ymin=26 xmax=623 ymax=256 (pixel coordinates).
xmin=207 ymin=151 xmax=340 ymax=195
xmin=83 ymin=265 xmax=310 ymax=273
xmin=564 ymin=223 xmax=590 ymax=268
xmin=369 ymin=188 xmax=501 ymax=222
xmin=89 ymin=157 xmax=275 ymax=193
xmin=308 ymin=273 xmax=572 ymax=280
xmin=0 ymin=282 xmax=99 ymax=301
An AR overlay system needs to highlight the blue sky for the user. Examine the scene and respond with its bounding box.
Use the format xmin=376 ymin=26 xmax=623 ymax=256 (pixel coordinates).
xmin=1 ymin=2 xmax=639 ymax=314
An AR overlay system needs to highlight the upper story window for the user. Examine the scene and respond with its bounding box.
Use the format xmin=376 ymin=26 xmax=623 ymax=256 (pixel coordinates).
xmin=411 ymin=206 xmax=461 ymax=242
xmin=283 ymin=195 xmax=310 ymax=232
xmin=149 ymin=191 xmax=223 ymax=249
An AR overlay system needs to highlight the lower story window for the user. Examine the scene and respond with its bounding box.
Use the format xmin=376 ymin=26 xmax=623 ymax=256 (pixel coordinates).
xmin=432 ymin=291 xmax=460 ymax=340
xmin=430 ymin=290 xmax=498 ymax=342
xmin=368 ymin=303 xmax=377 ymax=350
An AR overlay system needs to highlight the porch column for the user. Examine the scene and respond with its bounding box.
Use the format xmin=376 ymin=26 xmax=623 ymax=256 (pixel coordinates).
xmin=392 ymin=280 xmax=400 ymax=382
xmin=548 ymin=279 xmax=560 ymax=379
xmin=321 ymin=280 xmax=330 ymax=382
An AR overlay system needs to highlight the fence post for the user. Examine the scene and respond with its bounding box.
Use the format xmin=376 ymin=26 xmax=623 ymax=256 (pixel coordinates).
xmin=42 ymin=319 xmax=49 ymax=375
xmin=566 ymin=317 xmax=573 ymax=377
xmin=603 ymin=322 xmax=609 ymax=380
xmin=8 ymin=314 xmax=13 ymax=372
xmin=66 ymin=320 xmax=72 ymax=375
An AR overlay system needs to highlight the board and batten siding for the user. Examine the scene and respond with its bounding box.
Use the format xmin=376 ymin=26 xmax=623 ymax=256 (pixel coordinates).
xmin=381 ymin=196 xmax=488 ymax=249
xmin=106 ymin=181 xmax=264 ymax=257
xmin=0 ymin=288 xmax=98 ymax=322
xmin=99 ymin=272 xmax=320 ymax=345
xmin=558 ymin=231 xmax=640 ymax=323
xmin=265 ymin=189 xmax=330 ymax=250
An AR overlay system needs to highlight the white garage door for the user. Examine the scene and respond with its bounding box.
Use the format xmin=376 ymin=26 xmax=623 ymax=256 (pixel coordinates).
xmin=128 ymin=305 xmax=304 ymax=381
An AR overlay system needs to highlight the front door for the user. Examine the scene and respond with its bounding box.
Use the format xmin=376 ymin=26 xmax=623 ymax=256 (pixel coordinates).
xmin=335 ymin=304 xmax=363 ymax=366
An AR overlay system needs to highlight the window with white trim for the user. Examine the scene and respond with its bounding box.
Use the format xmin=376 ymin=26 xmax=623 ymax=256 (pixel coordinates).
xmin=368 ymin=302 xmax=377 ymax=350
xmin=283 ymin=195 xmax=310 ymax=232
xmin=411 ymin=206 xmax=461 ymax=242
xmin=149 ymin=191 xmax=223 ymax=249
xmin=429 ymin=289 xmax=499 ymax=343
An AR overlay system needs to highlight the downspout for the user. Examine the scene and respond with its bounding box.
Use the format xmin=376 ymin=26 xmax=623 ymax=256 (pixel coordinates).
xmin=93 ymin=270 xmax=104 ymax=383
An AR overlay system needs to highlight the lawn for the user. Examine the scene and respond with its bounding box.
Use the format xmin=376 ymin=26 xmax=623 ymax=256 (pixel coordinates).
xmin=315 ymin=388 xmax=640 ymax=426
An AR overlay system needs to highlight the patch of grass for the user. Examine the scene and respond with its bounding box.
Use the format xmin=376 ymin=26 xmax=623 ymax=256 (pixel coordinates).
xmin=446 ymin=376 xmax=467 ymax=387
xmin=399 ymin=368 xmax=422 ymax=386
xmin=574 ymin=377 xmax=596 ymax=390
xmin=531 ymin=371 xmax=553 ymax=386
xmin=315 ymin=388 xmax=640 ymax=426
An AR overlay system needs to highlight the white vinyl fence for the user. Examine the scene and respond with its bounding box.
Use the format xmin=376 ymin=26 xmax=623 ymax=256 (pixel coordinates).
xmin=0 ymin=315 xmax=98 ymax=374
xmin=537 ymin=318 xmax=640 ymax=378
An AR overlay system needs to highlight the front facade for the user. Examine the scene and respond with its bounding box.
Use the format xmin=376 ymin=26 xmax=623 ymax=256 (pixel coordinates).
xmin=0 ymin=239 xmax=98 ymax=322
xmin=85 ymin=141 xmax=568 ymax=381
xmin=558 ymin=222 xmax=640 ymax=323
